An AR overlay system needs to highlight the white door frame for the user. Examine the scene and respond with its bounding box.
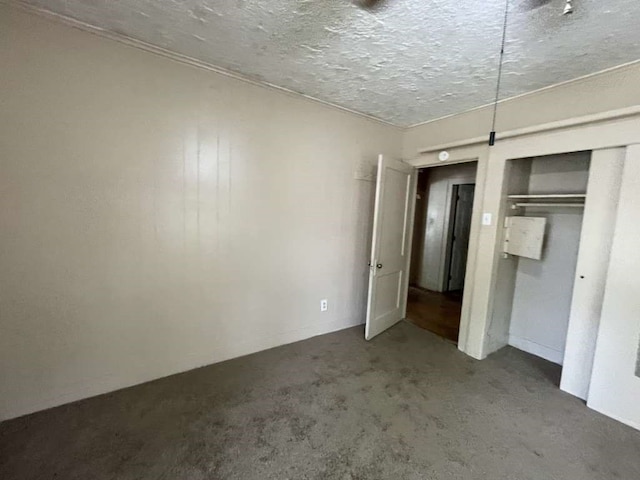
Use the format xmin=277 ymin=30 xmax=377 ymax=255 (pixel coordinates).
xmin=407 ymin=152 xmax=488 ymax=356
xmin=406 ymin=107 xmax=640 ymax=360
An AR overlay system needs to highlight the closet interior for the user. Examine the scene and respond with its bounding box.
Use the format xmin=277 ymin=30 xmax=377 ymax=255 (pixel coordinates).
xmin=494 ymin=152 xmax=591 ymax=366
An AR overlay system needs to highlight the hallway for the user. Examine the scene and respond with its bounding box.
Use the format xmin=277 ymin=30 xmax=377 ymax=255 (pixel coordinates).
xmin=406 ymin=286 xmax=463 ymax=343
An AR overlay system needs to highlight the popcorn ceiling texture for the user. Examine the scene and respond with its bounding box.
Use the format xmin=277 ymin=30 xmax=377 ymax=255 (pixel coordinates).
xmin=15 ymin=0 xmax=640 ymax=126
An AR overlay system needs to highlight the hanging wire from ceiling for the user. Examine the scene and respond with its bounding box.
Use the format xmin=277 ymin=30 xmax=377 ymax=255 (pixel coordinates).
xmin=489 ymin=0 xmax=510 ymax=146
xmin=489 ymin=0 xmax=574 ymax=146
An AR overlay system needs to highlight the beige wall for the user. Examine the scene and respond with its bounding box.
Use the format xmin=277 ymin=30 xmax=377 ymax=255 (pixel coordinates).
xmin=402 ymin=61 xmax=640 ymax=157
xmin=0 ymin=6 xmax=402 ymax=420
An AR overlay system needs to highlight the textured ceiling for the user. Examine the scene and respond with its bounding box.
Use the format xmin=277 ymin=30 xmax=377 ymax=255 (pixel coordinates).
xmin=16 ymin=0 xmax=640 ymax=126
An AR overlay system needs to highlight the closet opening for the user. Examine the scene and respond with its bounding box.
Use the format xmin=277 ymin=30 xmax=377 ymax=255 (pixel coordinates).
xmin=494 ymin=151 xmax=590 ymax=370
xmin=406 ymin=161 xmax=478 ymax=343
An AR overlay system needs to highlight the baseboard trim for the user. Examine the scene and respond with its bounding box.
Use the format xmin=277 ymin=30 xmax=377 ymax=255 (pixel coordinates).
xmin=0 ymin=316 xmax=363 ymax=421
xmin=587 ymin=403 xmax=640 ymax=432
xmin=508 ymin=335 xmax=564 ymax=365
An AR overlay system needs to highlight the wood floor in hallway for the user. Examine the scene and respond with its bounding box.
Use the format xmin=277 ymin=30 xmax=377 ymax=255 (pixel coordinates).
xmin=406 ymin=286 xmax=463 ymax=343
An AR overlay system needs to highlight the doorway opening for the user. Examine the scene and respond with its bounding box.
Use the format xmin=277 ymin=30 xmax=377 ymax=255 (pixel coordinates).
xmin=406 ymin=162 xmax=478 ymax=343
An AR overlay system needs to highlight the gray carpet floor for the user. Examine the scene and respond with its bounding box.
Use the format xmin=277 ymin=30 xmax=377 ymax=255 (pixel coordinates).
xmin=1 ymin=321 xmax=640 ymax=480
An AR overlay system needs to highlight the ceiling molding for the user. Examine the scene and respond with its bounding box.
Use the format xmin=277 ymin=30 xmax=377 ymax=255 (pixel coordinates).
xmin=4 ymin=0 xmax=403 ymax=130
xmin=416 ymin=105 xmax=640 ymax=155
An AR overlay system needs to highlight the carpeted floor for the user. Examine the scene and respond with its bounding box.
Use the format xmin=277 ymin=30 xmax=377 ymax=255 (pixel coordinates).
xmin=1 ymin=321 xmax=639 ymax=480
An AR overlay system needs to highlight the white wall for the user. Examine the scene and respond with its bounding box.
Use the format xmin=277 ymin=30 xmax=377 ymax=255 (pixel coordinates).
xmin=0 ymin=6 xmax=402 ymax=420
xmin=412 ymin=162 xmax=477 ymax=291
xmin=508 ymin=154 xmax=590 ymax=364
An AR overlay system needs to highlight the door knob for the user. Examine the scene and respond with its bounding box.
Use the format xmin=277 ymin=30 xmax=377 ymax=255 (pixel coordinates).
xmin=376 ymin=264 xmax=383 ymax=269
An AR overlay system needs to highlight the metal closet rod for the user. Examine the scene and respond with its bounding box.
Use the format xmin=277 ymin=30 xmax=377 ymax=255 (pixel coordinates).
xmin=511 ymin=203 xmax=585 ymax=209
xmin=507 ymin=194 xmax=586 ymax=199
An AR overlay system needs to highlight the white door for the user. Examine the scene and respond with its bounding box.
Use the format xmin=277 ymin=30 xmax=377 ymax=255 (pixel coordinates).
xmin=365 ymin=155 xmax=417 ymax=340
xmin=587 ymin=146 xmax=640 ymax=430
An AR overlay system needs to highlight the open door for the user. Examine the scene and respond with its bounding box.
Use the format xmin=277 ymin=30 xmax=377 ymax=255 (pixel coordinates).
xmin=365 ymin=155 xmax=417 ymax=340
xmin=447 ymin=184 xmax=475 ymax=291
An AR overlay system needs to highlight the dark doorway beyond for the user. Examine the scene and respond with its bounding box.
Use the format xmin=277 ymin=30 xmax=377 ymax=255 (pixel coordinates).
xmin=445 ymin=183 xmax=475 ymax=291
xmin=406 ymin=286 xmax=462 ymax=343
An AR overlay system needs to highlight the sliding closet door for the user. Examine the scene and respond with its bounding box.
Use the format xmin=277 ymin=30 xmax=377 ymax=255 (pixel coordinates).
xmin=560 ymin=148 xmax=625 ymax=400
xmin=587 ymin=146 xmax=640 ymax=430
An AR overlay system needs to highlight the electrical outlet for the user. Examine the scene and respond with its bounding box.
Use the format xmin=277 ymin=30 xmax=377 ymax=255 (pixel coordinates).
xmin=320 ymin=299 xmax=328 ymax=312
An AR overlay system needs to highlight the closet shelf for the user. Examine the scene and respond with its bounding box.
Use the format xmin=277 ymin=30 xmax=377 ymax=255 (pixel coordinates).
xmin=508 ymin=193 xmax=586 ymax=209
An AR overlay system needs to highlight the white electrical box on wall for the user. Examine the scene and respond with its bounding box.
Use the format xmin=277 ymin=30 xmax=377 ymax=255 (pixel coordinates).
xmin=504 ymin=216 xmax=547 ymax=260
